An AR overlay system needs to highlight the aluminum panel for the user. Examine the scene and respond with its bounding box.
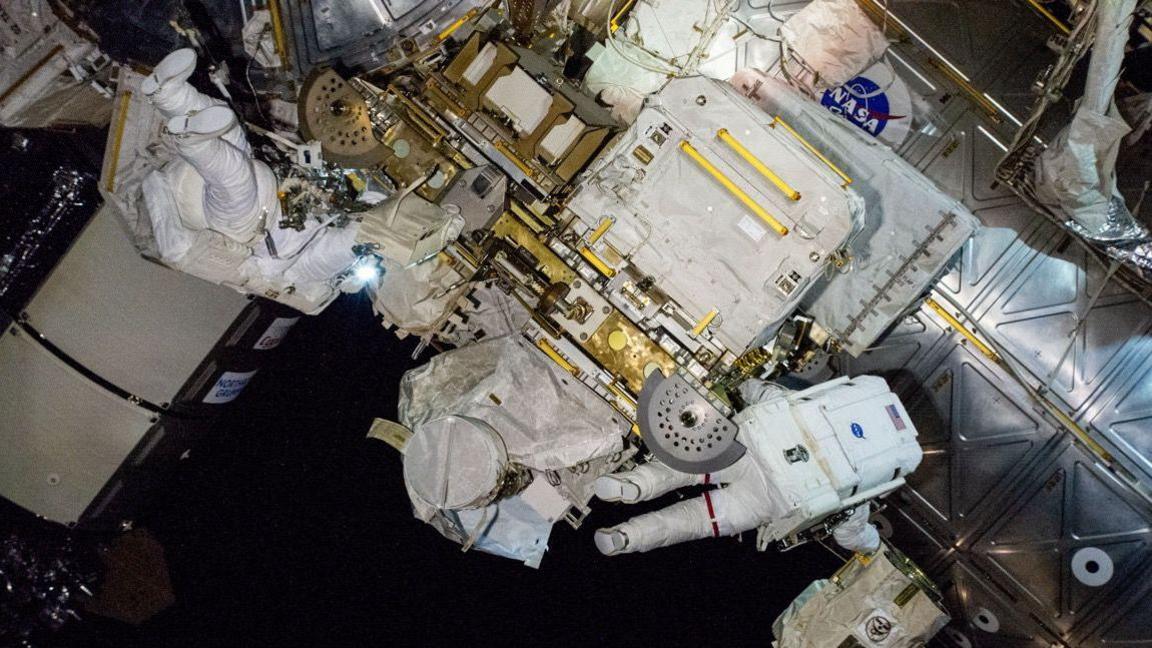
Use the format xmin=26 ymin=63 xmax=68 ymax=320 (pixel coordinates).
xmin=917 ymin=112 xmax=1050 ymax=311
xmin=876 ymin=1 xmax=1049 ymax=92
xmin=1074 ymin=562 xmax=1152 ymax=646
xmin=977 ymin=231 xmax=1152 ymax=412
xmin=970 ymin=441 xmax=1152 ymax=635
xmin=24 ymin=206 xmax=250 ymax=406
xmin=936 ymin=560 xmax=1062 ymax=648
xmin=837 ymin=310 xmax=951 ymax=378
xmin=0 ymin=323 xmax=156 ymax=524
xmin=874 ymin=504 xmax=951 ymax=574
xmin=897 ymin=339 xmax=1061 ymax=542
xmin=844 ymin=2 xmax=1152 ymax=644
xmin=1084 ymin=352 xmax=1152 ymax=483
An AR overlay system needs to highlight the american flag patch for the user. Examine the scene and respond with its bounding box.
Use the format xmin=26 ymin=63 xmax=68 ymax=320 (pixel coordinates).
xmin=886 ymin=404 xmax=907 ymax=431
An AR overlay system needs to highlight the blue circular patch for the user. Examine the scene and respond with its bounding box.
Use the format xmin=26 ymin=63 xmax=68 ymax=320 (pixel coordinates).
xmin=821 ymin=76 xmax=891 ymax=137
xmin=851 ymin=422 xmax=865 ymax=439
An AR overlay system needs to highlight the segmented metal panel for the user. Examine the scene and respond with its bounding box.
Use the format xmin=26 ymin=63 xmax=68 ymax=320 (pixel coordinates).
xmin=898 ymin=339 xmax=1063 ymax=543
xmin=1085 ymin=353 xmax=1152 ymax=484
xmin=970 ymin=441 xmax=1152 ymax=635
xmin=818 ymin=2 xmax=1152 ymax=644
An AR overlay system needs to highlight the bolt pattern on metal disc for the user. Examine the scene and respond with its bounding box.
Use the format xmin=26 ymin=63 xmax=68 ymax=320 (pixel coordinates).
xmin=637 ymin=372 xmax=745 ymax=474
xmin=298 ymin=68 xmax=386 ymax=165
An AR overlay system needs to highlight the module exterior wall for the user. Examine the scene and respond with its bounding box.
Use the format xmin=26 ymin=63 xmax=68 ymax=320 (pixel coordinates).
xmin=822 ymin=2 xmax=1152 ymax=643
xmin=967 ymin=440 xmax=1152 ymax=637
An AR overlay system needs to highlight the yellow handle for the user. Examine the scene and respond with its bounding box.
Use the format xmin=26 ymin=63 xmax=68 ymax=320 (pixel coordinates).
xmin=679 ymin=140 xmax=789 ymax=237
xmin=717 ymin=129 xmax=801 ymax=201
xmin=771 ymin=117 xmax=853 ymax=188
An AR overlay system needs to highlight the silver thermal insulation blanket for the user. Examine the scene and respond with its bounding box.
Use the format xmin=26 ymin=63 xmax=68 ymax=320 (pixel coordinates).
xmin=730 ymin=71 xmax=979 ymax=355
xmin=399 ymin=335 xmax=627 ymax=470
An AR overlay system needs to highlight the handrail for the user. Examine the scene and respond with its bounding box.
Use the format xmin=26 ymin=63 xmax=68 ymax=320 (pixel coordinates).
xmin=679 ymin=140 xmax=790 ymax=237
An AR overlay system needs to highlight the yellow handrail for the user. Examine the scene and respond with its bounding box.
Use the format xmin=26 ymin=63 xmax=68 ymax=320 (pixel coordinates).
xmin=588 ymin=217 xmax=613 ymax=244
xmin=1024 ymin=0 xmax=1071 ymax=35
xmin=678 ymin=140 xmax=789 ymax=237
xmin=105 ymin=90 xmax=132 ymax=193
xmin=437 ymin=6 xmax=482 ymax=42
xmin=579 ymin=246 xmax=618 ymax=277
xmin=691 ymin=309 xmax=719 ymax=336
xmin=717 ymin=129 xmax=801 ymax=201
xmin=536 ymin=338 xmax=579 ymax=376
xmin=924 ymin=298 xmax=999 ymax=364
xmin=610 ymin=0 xmax=639 ymax=33
xmin=770 ymin=116 xmax=853 ymax=188
xmin=267 ymin=0 xmax=290 ymax=68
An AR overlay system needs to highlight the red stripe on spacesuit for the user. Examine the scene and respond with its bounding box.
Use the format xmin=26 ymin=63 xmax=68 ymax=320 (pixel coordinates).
xmin=703 ymin=490 xmax=720 ymax=537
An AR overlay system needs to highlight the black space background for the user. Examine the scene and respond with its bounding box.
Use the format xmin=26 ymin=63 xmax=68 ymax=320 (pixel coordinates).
xmin=48 ymin=294 xmax=838 ymax=647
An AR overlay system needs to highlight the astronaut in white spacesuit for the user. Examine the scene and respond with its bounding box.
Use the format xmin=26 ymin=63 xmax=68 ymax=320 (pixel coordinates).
xmin=593 ymin=377 xmax=922 ymax=557
xmin=139 ymin=48 xmax=465 ymax=313
xmin=139 ymin=48 xmax=363 ymax=309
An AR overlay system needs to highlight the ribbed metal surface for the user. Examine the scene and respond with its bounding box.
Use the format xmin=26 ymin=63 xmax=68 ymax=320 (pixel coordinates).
xmin=816 ymin=2 xmax=1152 ymax=644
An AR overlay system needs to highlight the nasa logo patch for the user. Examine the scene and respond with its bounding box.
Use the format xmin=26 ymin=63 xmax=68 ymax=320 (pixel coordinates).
xmin=820 ymin=75 xmax=905 ymax=138
xmin=851 ymin=422 xmax=865 ymax=439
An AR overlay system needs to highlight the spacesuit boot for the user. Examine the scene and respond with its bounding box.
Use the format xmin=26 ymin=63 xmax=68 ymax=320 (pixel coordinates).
xmin=143 ymin=49 xmax=214 ymax=119
xmin=145 ymin=48 xmax=251 ymax=154
xmin=166 ymin=105 xmax=237 ymax=142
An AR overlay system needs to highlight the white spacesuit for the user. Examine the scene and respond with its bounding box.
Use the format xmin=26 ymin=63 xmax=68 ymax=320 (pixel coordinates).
xmin=593 ymin=376 xmax=922 ymax=556
xmin=138 ymin=48 xmax=466 ymax=313
xmin=139 ymin=48 xmax=362 ymax=312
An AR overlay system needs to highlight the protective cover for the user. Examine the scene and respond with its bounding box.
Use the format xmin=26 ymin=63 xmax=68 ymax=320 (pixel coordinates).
xmin=772 ymin=548 xmax=949 ymax=647
xmin=398 ymin=335 xmax=630 ymax=566
xmin=404 ymin=415 xmax=507 ymax=510
xmin=779 ymin=0 xmax=889 ymax=90
xmin=1033 ymin=0 xmax=1146 ymax=242
xmin=399 ymin=335 xmax=627 ymax=469
xmin=729 ymin=71 xmax=979 ymax=355
xmin=372 ymin=256 xmax=472 ymax=337
xmin=356 ymin=190 xmax=463 ymax=266
xmin=566 ymin=76 xmax=865 ymax=352
xmin=1035 ymin=109 xmax=1141 ymax=239
xmin=582 ymin=0 xmax=728 ymax=121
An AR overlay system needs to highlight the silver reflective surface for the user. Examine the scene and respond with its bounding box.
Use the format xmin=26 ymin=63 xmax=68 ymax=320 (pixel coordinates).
xmin=820 ymin=2 xmax=1152 ymax=644
xmin=311 ymin=0 xmax=392 ymax=51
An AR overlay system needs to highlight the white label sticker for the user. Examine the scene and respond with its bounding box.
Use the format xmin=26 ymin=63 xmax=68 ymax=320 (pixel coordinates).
xmin=203 ymin=370 xmax=259 ymax=404
xmin=253 ymin=316 xmax=300 ymax=351
xmin=737 ymin=215 xmax=767 ymax=242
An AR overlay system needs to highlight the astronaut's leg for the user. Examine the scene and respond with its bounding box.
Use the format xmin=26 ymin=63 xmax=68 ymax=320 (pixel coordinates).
xmin=167 ymin=106 xmax=263 ymax=239
xmin=593 ymin=462 xmax=703 ymax=504
xmin=832 ymin=506 xmax=880 ymax=555
xmin=142 ymin=49 xmax=207 ymax=118
xmin=593 ymin=483 xmax=764 ymax=555
xmin=144 ymin=48 xmax=251 ymax=153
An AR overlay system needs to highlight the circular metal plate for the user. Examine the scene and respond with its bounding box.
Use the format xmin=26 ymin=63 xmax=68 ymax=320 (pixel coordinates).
xmin=1071 ymin=546 xmax=1114 ymax=587
xmin=637 ymin=372 xmax=744 ymax=474
xmin=297 ymin=68 xmax=387 ymax=166
xmin=972 ymin=608 xmax=1000 ymax=633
